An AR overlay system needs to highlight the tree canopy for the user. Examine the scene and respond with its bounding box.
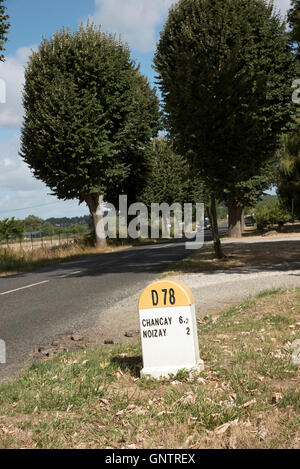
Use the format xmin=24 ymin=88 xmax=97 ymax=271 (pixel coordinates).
xmin=140 ymin=137 xmax=207 ymax=207
xmin=20 ymin=24 xmax=161 ymax=247
xmin=277 ymin=1 xmax=300 ymax=219
xmin=0 ymin=218 xmax=25 ymax=239
xmin=23 ymin=215 xmax=43 ymax=233
xmin=0 ymin=0 xmax=9 ymax=62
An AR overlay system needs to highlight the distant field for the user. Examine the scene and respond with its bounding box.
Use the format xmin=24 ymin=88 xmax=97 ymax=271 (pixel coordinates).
xmin=0 ymin=235 xmax=83 ymax=252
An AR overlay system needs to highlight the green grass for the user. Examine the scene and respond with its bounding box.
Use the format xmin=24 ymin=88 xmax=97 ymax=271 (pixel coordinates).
xmin=0 ymin=289 xmax=299 ymax=449
xmin=256 ymin=288 xmax=287 ymax=298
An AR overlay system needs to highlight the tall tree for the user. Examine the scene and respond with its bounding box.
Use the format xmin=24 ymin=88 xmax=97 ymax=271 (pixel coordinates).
xmin=140 ymin=137 xmax=208 ymax=227
xmin=24 ymin=215 xmax=43 ymax=233
xmin=0 ymin=0 xmax=9 ymax=62
xmin=154 ymin=0 xmax=295 ymax=256
xmin=140 ymin=137 xmax=200 ymax=207
xmin=277 ymin=1 xmax=300 ymax=219
xmin=234 ymin=0 xmax=300 ymax=232
xmin=20 ymin=24 xmax=160 ymax=247
xmin=277 ymin=132 xmax=300 ymax=219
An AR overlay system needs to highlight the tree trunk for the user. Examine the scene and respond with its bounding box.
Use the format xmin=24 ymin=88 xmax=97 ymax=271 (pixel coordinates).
xmin=228 ymin=201 xmax=242 ymax=238
xmin=241 ymin=209 xmax=246 ymax=233
xmin=86 ymin=194 xmax=107 ymax=248
xmin=210 ymin=196 xmax=226 ymax=259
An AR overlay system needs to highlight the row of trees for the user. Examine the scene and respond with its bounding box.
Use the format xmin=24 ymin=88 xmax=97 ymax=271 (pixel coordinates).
xmin=45 ymin=215 xmax=91 ymax=228
xmin=22 ymin=215 xmax=89 ymax=234
xmin=1 ymin=1 xmax=299 ymax=254
xmin=0 ymin=216 xmax=89 ymax=241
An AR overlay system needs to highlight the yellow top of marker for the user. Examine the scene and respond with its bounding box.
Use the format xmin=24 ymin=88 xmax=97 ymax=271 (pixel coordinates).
xmin=138 ymin=278 xmax=194 ymax=310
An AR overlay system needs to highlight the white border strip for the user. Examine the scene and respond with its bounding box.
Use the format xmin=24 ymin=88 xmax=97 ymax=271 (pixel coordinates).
xmin=0 ymin=280 xmax=49 ymax=296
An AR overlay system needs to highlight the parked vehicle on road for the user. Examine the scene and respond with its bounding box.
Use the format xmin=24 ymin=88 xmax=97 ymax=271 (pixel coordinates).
xmin=245 ymin=216 xmax=255 ymax=227
xmin=204 ymin=218 xmax=211 ymax=230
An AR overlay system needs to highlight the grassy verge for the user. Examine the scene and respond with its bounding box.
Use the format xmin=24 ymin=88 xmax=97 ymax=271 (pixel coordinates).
xmin=0 ymin=243 xmax=132 ymax=277
xmin=238 ymin=222 xmax=300 ymax=238
xmin=0 ymin=237 xmax=163 ymax=277
xmin=0 ymin=289 xmax=299 ymax=449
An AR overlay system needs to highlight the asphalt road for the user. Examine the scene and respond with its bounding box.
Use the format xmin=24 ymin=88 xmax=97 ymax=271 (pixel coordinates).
xmin=0 ymin=231 xmax=215 ymax=381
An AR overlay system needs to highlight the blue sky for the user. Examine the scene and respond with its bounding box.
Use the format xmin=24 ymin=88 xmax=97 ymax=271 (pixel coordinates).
xmin=0 ymin=0 xmax=291 ymax=220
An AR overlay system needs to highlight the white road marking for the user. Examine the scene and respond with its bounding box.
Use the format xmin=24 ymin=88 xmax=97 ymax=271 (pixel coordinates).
xmin=122 ymin=244 xmax=180 ymax=256
xmin=150 ymin=243 xmax=178 ymax=249
xmin=58 ymin=271 xmax=82 ymax=278
xmin=0 ymin=280 xmax=49 ymax=296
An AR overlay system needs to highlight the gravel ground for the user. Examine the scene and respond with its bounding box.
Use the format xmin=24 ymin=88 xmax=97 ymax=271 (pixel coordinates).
xmin=178 ymin=262 xmax=300 ymax=316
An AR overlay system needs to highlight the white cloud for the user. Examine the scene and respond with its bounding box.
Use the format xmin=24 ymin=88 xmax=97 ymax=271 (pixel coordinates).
xmin=0 ymin=133 xmax=44 ymax=191
xmin=0 ymin=45 xmax=37 ymax=128
xmin=273 ymin=0 xmax=292 ymax=17
xmin=91 ymin=0 xmax=174 ymax=52
xmin=90 ymin=1 xmax=292 ymax=53
xmin=0 ymin=134 xmax=89 ymax=219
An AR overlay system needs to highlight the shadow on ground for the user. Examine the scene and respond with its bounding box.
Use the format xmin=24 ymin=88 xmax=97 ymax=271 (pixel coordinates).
xmin=111 ymin=355 xmax=143 ymax=378
xmin=1 ymin=236 xmax=300 ymax=281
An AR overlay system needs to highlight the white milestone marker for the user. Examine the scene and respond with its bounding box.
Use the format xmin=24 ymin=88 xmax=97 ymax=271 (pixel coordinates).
xmin=138 ymin=278 xmax=204 ymax=379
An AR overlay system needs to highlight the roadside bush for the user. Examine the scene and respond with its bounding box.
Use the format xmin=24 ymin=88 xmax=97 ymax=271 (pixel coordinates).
xmin=254 ymin=199 xmax=290 ymax=231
